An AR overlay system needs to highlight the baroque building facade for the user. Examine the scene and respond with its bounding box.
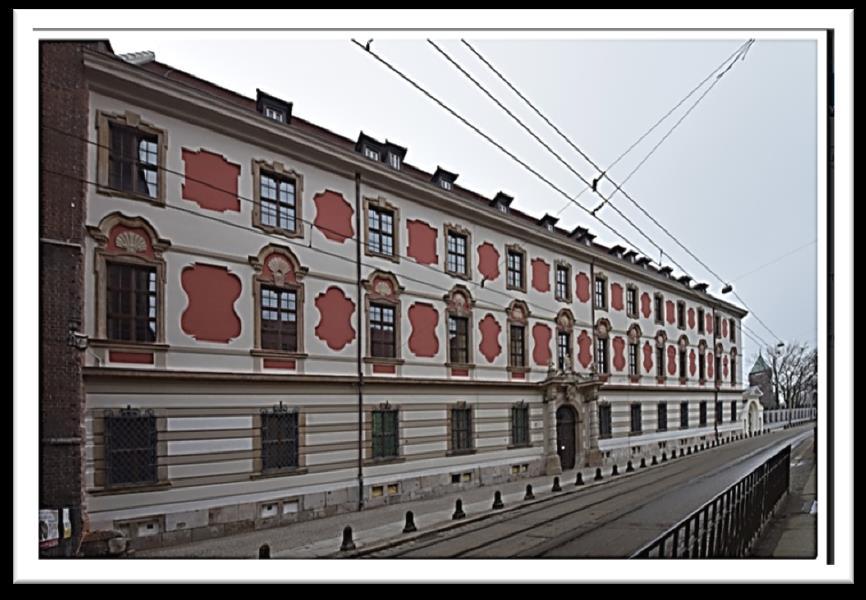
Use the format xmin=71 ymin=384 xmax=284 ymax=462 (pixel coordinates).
xmin=39 ymin=41 xmax=750 ymax=551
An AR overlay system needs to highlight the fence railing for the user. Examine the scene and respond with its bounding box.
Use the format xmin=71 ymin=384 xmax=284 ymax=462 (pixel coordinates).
xmin=631 ymin=445 xmax=791 ymax=558
xmin=764 ymin=407 xmax=817 ymax=425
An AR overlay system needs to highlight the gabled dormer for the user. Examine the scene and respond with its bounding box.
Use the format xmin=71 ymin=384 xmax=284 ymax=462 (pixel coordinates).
xmin=570 ymin=225 xmax=595 ymax=246
xmin=635 ymin=256 xmax=652 ymax=269
xmin=355 ymin=132 xmax=384 ymax=162
xmin=659 ymin=266 xmax=674 ymax=278
xmin=678 ymin=275 xmax=693 ymax=287
xmin=256 ymin=89 xmax=292 ymax=124
xmin=538 ymin=214 xmax=559 ymax=233
xmin=383 ymin=141 xmax=407 ymax=171
xmin=693 ymin=282 xmax=710 ymax=293
xmin=432 ymin=167 xmax=458 ymax=191
xmin=608 ymin=244 xmax=626 ymax=259
xmin=490 ymin=191 xmax=513 ymax=214
xmin=623 ymin=250 xmax=638 ymax=264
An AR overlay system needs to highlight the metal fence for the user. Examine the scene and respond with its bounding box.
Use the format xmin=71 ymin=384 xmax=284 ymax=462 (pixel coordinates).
xmin=631 ymin=445 xmax=791 ymax=558
xmin=764 ymin=407 xmax=817 ymax=426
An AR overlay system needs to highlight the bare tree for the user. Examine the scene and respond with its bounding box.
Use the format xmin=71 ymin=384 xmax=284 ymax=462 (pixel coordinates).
xmin=767 ymin=342 xmax=818 ymax=408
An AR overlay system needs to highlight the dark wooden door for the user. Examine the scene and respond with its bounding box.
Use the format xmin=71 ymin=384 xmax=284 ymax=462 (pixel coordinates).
xmin=556 ymin=405 xmax=576 ymax=470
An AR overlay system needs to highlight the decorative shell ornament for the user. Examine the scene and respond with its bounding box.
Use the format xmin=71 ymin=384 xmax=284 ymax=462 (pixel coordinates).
xmin=374 ymin=279 xmax=393 ymax=297
xmin=115 ymin=231 xmax=147 ymax=253
xmin=267 ymin=256 xmax=291 ymax=286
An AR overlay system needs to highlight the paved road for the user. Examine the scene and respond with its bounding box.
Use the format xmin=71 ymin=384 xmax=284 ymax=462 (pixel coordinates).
xmin=365 ymin=427 xmax=814 ymax=558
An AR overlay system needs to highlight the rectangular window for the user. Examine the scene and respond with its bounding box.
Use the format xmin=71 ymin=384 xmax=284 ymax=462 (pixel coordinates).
xmin=731 ymin=356 xmax=737 ymax=385
xmin=260 ymin=286 xmax=297 ymax=352
xmin=628 ymin=342 xmax=639 ymax=376
xmin=679 ymin=349 xmax=687 ymax=379
xmin=699 ymin=401 xmax=707 ymax=426
xmin=697 ymin=308 xmax=705 ymax=333
xmin=599 ymin=405 xmax=612 ymax=439
xmin=368 ymin=206 xmax=395 ymax=256
xmin=388 ymin=153 xmax=402 ymax=170
xmin=446 ymin=231 xmax=468 ymax=276
xmin=448 ymin=315 xmax=469 ymax=364
xmin=510 ymin=325 xmax=525 ymax=368
xmin=715 ymin=401 xmax=723 ymax=424
xmin=715 ymin=315 xmax=721 ymax=335
xmin=729 ymin=319 xmax=736 ymax=342
xmin=596 ymin=338 xmax=609 ymax=374
xmin=106 ymin=263 xmax=157 ymax=343
xmin=626 ymin=287 xmax=637 ymax=317
xmin=680 ymin=401 xmax=689 ymax=428
xmin=260 ymin=172 xmax=297 ymax=233
xmin=370 ymin=303 xmax=396 ymax=358
xmin=715 ymin=354 xmax=722 ymax=384
xmin=108 ymin=123 xmax=159 ymax=198
xmin=677 ymin=302 xmax=686 ymax=329
xmin=630 ymin=403 xmax=642 ymax=434
xmin=730 ymin=401 xmax=737 ymax=422
xmin=657 ymin=402 xmax=668 ymax=432
xmin=655 ymin=295 xmax=664 ymax=324
xmin=451 ymin=407 xmax=473 ymax=452
xmin=699 ymin=352 xmax=706 ymax=381
xmin=656 ymin=346 xmax=665 ymax=378
xmin=439 ymin=179 xmax=453 ymax=191
xmin=105 ymin=408 xmax=157 ymax=486
xmin=556 ymin=331 xmax=571 ymax=370
xmin=261 ymin=407 xmax=299 ymax=471
xmin=555 ymin=265 xmax=570 ymax=300
xmin=511 ymin=404 xmax=530 ymax=446
xmin=364 ymin=147 xmax=380 ymax=161
xmin=594 ymin=276 xmax=606 ymax=308
xmin=507 ymin=250 xmax=524 ymax=289
xmin=264 ymin=106 xmax=285 ymax=122
xmin=372 ymin=409 xmax=399 ymax=459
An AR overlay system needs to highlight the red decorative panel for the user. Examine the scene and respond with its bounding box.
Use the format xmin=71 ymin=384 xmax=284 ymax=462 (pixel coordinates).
xmin=107 ymin=225 xmax=154 ymax=258
xmin=689 ymin=349 xmax=696 ymax=376
xmin=640 ymin=292 xmax=651 ymax=319
xmin=531 ymin=258 xmax=550 ymax=293
xmin=612 ymin=336 xmax=625 ymax=371
xmin=406 ymin=219 xmax=438 ymax=265
xmin=706 ymin=313 xmax=714 ymax=334
xmin=722 ymin=319 xmax=729 ymax=339
xmin=723 ymin=355 xmax=729 ymax=378
xmin=108 ymin=351 xmax=153 ymax=364
xmin=575 ymin=272 xmax=591 ymax=303
xmin=451 ymin=368 xmax=469 ymax=377
xmin=643 ymin=342 xmax=654 ymax=374
xmin=407 ymin=302 xmax=439 ymax=358
xmin=532 ymin=323 xmax=552 ymax=367
xmin=478 ymin=314 xmax=502 ymax=363
xmin=577 ymin=330 xmax=592 ymax=368
xmin=313 ymin=190 xmax=353 ymax=243
xmin=707 ymin=352 xmax=714 ymax=379
xmin=511 ymin=371 xmax=526 ymax=380
xmin=180 ymin=263 xmax=242 ymax=343
xmin=263 ymin=358 xmax=296 ymax=370
xmin=372 ymin=364 xmax=396 ymax=374
xmin=665 ymin=300 xmax=675 ymax=325
xmin=688 ymin=308 xmax=695 ymax=330
xmin=477 ymin=242 xmax=500 ymax=281
xmin=315 ymin=287 xmax=356 ymax=351
xmin=667 ymin=345 xmax=677 ymax=376
xmin=181 ymin=148 xmax=240 ymax=212
xmin=610 ymin=283 xmax=624 ymax=311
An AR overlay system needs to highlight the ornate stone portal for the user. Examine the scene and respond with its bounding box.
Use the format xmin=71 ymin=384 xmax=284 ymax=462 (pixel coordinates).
xmin=541 ymin=367 xmax=604 ymax=474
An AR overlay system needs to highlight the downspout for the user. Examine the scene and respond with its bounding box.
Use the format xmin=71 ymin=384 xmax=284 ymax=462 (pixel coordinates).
xmin=355 ymin=172 xmax=364 ymax=511
xmin=712 ymin=305 xmax=719 ymax=441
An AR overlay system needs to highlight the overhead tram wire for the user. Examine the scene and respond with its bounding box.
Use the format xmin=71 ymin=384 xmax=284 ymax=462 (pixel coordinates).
xmin=460 ymin=39 xmax=783 ymax=344
xmin=349 ymin=38 xmax=662 ymax=271
xmin=730 ymin=239 xmax=817 ymax=282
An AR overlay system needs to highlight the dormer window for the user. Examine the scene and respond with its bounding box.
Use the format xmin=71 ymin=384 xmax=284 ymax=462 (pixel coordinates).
xmin=491 ymin=191 xmax=513 ymax=215
xmin=439 ymin=179 xmax=452 ymax=191
xmin=498 ymin=203 xmax=508 ymax=214
xmin=364 ymin=147 xmax=380 ymax=161
xmin=256 ymin=89 xmax=292 ymax=125
xmin=264 ymin=106 xmax=285 ymax=123
xmin=388 ymin=153 xmax=401 ymax=170
xmin=432 ymin=167 xmax=458 ymax=192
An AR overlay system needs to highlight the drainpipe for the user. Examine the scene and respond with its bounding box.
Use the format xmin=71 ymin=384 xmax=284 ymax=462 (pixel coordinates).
xmin=712 ymin=305 xmax=719 ymax=441
xmin=355 ymin=172 xmax=364 ymax=511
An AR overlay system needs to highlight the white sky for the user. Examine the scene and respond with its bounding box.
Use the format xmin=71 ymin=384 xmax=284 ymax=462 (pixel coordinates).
xmin=106 ymin=35 xmax=818 ymax=365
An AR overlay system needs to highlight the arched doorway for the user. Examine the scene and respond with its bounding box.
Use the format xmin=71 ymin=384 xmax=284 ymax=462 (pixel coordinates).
xmin=556 ymin=405 xmax=578 ymax=470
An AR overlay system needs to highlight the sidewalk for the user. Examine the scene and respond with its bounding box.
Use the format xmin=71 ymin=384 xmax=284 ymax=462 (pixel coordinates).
xmin=751 ymin=436 xmax=817 ymax=558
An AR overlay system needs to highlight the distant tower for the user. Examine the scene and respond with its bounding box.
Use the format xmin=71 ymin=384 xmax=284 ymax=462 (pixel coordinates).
xmin=749 ymin=353 xmax=775 ymax=409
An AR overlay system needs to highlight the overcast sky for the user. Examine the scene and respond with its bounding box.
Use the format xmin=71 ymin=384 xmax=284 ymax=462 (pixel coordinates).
xmin=107 ymin=35 xmax=819 ymax=366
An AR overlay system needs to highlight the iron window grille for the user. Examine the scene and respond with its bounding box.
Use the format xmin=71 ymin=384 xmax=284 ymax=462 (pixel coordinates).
xmin=105 ymin=407 xmax=157 ymax=487
xmin=630 ymin=403 xmax=642 ymax=434
xmin=599 ymin=404 xmax=612 ymax=439
xmin=511 ymin=403 xmax=530 ymax=446
xmin=658 ymin=402 xmax=668 ymax=432
xmin=715 ymin=401 xmax=724 ymax=424
xmin=260 ymin=171 xmax=297 ymax=233
xmin=368 ymin=207 xmax=395 ymax=256
xmin=261 ymin=403 xmax=299 ymax=472
xmin=731 ymin=401 xmax=737 ymax=422
xmin=699 ymin=401 xmax=708 ymax=426
xmin=680 ymin=401 xmax=689 ymax=428
xmin=106 ymin=263 xmax=157 ymax=343
xmin=451 ymin=407 xmax=473 ymax=452
xmin=448 ymin=315 xmax=469 ymax=364
xmin=108 ymin=122 xmax=159 ymax=198
xmin=370 ymin=303 xmax=396 ymax=358
xmin=372 ymin=408 xmax=399 ymax=459
xmin=260 ymin=286 xmax=297 ymax=352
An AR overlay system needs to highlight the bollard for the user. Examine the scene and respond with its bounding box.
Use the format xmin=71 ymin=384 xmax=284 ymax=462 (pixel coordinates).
xmin=452 ymin=498 xmax=466 ymax=520
xmin=258 ymin=544 xmax=270 ymax=559
xmin=611 ymin=464 xmax=619 ymax=476
xmin=626 ymin=460 xmax=634 ymax=473
xmin=594 ymin=467 xmax=603 ymax=481
xmin=524 ymin=484 xmax=535 ymax=500
xmin=575 ymin=471 xmax=584 ymax=486
xmin=340 ymin=526 xmax=356 ymax=552
xmin=403 ymin=511 xmax=417 ymax=534
xmin=661 ymin=451 xmax=667 ymax=462
xmin=492 ymin=490 xmax=505 ymax=510
xmin=552 ymin=476 xmax=562 ymax=492
xmin=651 ymin=455 xmax=658 ymax=465
xmin=640 ymin=457 xmax=647 ymax=468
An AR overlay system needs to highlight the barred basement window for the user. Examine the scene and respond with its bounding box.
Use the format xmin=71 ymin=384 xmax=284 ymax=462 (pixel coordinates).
xmin=657 ymin=402 xmax=668 ymax=432
xmin=261 ymin=404 xmax=299 ymax=472
xmin=372 ymin=408 xmax=399 ymax=459
xmin=451 ymin=406 xmax=473 ymax=452
xmin=699 ymin=401 xmax=707 ymax=426
xmin=630 ymin=403 xmax=642 ymax=434
xmin=680 ymin=401 xmax=689 ymax=428
xmin=370 ymin=303 xmax=396 ymax=358
xmin=106 ymin=263 xmax=157 ymax=343
xmin=260 ymin=286 xmax=298 ymax=352
xmin=511 ymin=403 xmax=530 ymax=447
xmin=715 ymin=401 xmax=723 ymax=424
xmin=108 ymin=123 xmax=159 ymax=198
xmin=598 ymin=404 xmax=612 ymax=439
xmin=105 ymin=407 xmax=157 ymax=487
xmin=730 ymin=401 xmax=737 ymax=422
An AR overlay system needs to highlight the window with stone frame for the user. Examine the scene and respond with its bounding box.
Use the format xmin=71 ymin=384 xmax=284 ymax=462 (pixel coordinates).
xmin=697 ymin=307 xmax=705 ymax=333
xmin=252 ymin=160 xmax=304 ymax=238
xmin=557 ymin=330 xmax=572 ymax=371
xmin=506 ymin=245 xmax=526 ymax=291
xmin=364 ymin=272 xmax=403 ymax=363
xmin=96 ymin=111 xmax=166 ymax=203
xmin=370 ymin=303 xmax=396 ymax=359
xmin=104 ymin=407 xmax=157 ymax=487
xmin=655 ymin=293 xmax=665 ymax=324
xmin=451 ymin=405 xmax=473 ymax=452
xmin=628 ymin=341 xmax=639 ymax=376
xmin=626 ymin=285 xmax=638 ymax=318
xmin=260 ymin=287 xmax=298 ymax=352
xmin=657 ymin=402 xmax=668 ymax=432
xmin=507 ymin=300 xmax=530 ymax=371
xmin=730 ymin=400 xmax=737 ymax=423
xmin=449 ymin=316 xmax=469 ymax=365
xmin=729 ymin=318 xmax=736 ymax=343
xmin=445 ymin=286 xmax=474 ymax=366
xmin=679 ymin=347 xmax=687 ymax=380
xmin=372 ymin=406 xmax=399 ymax=459
xmin=445 ymin=225 xmax=470 ymax=278
xmin=251 ymin=245 xmax=307 ymax=357
xmin=731 ymin=351 xmax=737 ymax=385
xmin=630 ymin=403 xmax=642 ymax=434
xmin=596 ymin=337 xmax=609 ymax=375
xmin=699 ymin=401 xmax=708 ymax=426
xmin=656 ymin=346 xmax=665 ymax=378
xmin=680 ymin=401 xmax=689 ymax=428
xmin=594 ymin=274 xmax=608 ymax=310
xmin=261 ymin=403 xmax=299 ymax=472
xmin=511 ymin=403 xmax=530 ymax=447
xmin=677 ymin=301 xmax=686 ymax=329
xmin=106 ymin=262 xmax=158 ymax=343
xmin=699 ymin=342 xmax=707 ymax=382
xmin=715 ymin=401 xmax=724 ymax=424
xmin=598 ymin=404 xmax=612 ymax=439
xmin=555 ymin=262 xmax=571 ymax=302
xmin=364 ymin=197 xmax=400 ymax=261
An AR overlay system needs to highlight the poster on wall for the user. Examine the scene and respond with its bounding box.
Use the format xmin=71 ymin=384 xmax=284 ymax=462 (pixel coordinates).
xmin=62 ymin=508 xmax=72 ymax=539
xmin=39 ymin=509 xmax=59 ymax=549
